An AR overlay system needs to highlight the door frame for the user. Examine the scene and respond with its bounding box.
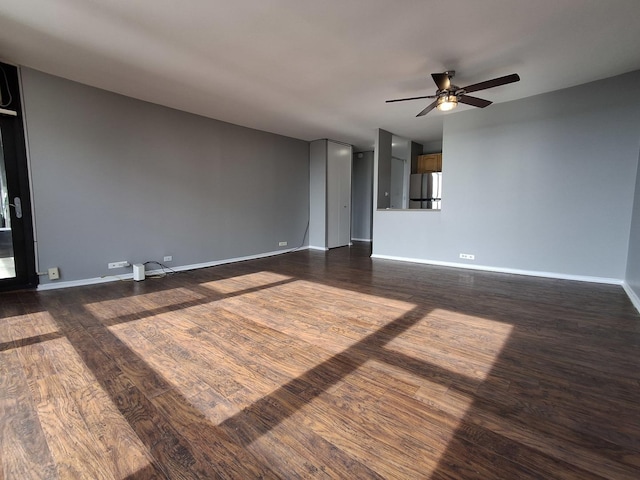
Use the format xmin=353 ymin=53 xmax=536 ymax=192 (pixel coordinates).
xmin=0 ymin=62 xmax=37 ymax=291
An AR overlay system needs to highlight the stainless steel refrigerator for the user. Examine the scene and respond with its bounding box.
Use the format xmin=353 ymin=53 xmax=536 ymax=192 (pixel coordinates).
xmin=409 ymin=172 xmax=442 ymax=209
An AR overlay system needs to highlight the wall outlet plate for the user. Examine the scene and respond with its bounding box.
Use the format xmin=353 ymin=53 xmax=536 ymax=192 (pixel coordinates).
xmin=279 ymin=241 xmax=288 ymax=246
xmin=163 ymin=255 xmax=172 ymax=262
xmin=459 ymin=253 xmax=475 ymax=260
xmin=47 ymin=267 xmax=60 ymax=280
xmin=108 ymin=261 xmax=130 ymax=269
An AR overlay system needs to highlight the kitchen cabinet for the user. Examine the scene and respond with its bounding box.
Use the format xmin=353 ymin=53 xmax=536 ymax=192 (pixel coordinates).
xmin=416 ymin=153 xmax=442 ymax=173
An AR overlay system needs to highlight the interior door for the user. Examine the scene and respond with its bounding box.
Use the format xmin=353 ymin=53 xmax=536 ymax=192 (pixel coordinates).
xmin=326 ymin=141 xmax=352 ymax=248
xmin=338 ymin=148 xmax=352 ymax=245
xmin=0 ymin=62 xmax=37 ymax=290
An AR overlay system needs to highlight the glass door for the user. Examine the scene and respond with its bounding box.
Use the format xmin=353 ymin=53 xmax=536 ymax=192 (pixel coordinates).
xmin=0 ymin=62 xmax=36 ymax=290
xmin=0 ymin=129 xmax=16 ymax=279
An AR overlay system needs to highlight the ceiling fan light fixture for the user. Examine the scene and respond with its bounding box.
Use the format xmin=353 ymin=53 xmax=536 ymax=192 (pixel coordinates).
xmin=386 ymin=71 xmax=519 ymax=117
xmin=437 ymin=95 xmax=458 ymax=112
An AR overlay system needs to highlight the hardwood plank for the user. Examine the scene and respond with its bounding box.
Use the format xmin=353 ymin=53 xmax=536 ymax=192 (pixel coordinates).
xmin=152 ymin=389 xmax=278 ymax=479
xmin=0 ymin=349 xmax=58 ymax=480
xmin=31 ymin=374 xmax=113 ymax=480
xmin=112 ymin=385 xmax=200 ymax=479
xmin=420 ymin=383 xmax=640 ymax=479
xmin=383 ymin=386 xmax=606 ymax=480
xmin=284 ymin=385 xmax=425 ymax=478
xmin=71 ymin=382 xmax=154 ymax=480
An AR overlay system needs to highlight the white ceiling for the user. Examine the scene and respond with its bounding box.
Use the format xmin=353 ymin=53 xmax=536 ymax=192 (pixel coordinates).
xmin=1 ymin=0 xmax=640 ymax=151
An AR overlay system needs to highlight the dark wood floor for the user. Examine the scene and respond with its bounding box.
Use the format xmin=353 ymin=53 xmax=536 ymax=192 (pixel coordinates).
xmin=1 ymin=243 xmax=639 ymax=479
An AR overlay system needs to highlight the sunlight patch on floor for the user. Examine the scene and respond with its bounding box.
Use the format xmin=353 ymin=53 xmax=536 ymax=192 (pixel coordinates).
xmin=288 ymin=279 xmax=418 ymax=312
xmin=101 ymin=294 xmax=515 ymax=479
xmin=108 ymin=279 xmax=418 ymax=427
xmin=385 ymin=308 xmax=514 ymax=381
xmin=101 ymin=284 xmax=499 ymax=478
xmin=210 ymin=278 xmax=418 ymax=354
xmin=108 ymin=306 xmax=326 ymax=425
xmin=199 ymin=271 xmax=293 ymax=295
xmin=0 ymin=311 xmax=58 ymax=345
xmin=99 ymin=285 xmax=512 ymax=478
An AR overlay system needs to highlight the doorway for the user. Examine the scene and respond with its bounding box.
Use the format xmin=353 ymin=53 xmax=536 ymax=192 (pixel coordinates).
xmin=390 ymin=156 xmax=409 ymax=209
xmin=0 ymin=62 xmax=37 ymax=290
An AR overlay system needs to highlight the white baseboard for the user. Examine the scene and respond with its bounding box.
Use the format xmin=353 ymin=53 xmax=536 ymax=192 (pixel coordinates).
xmin=308 ymin=245 xmax=329 ymax=251
xmin=622 ymin=282 xmax=640 ymax=314
xmin=370 ymin=254 xmax=623 ymax=286
xmin=351 ymin=238 xmax=372 ymax=242
xmin=37 ymin=275 xmax=130 ymax=290
xmin=37 ymin=246 xmax=310 ymax=291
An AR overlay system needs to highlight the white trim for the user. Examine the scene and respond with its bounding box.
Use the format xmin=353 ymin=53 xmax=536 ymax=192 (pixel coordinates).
xmin=351 ymin=238 xmax=372 ymax=242
xmin=37 ymin=275 xmax=127 ymax=290
xmin=622 ymin=282 xmax=640 ymax=314
xmin=308 ymin=245 xmax=329 ymax=251
xmin=37 ymin=246 xmax=309 ymax=291
xmin=370 ymin=254 xmax=623 ymax=285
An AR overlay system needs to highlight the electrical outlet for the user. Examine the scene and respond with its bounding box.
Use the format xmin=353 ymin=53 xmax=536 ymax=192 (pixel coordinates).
xmin=108 ymin=261 xmax=130 ymax=269
xmin=278 ymin=241 xmax=288 ymax=246
xmin=163 ymin=255 xmax=172 ymax=262
xmin=48 ymin=267 xmax=60 ymax=280
xmin=459 ymin=253 xmax=475 ymax=260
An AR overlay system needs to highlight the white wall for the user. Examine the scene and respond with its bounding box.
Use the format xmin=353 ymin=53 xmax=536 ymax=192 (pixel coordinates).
xmin=373 ymin=70 xmax=640 ymax=282
xmin=21 ymin=68 xmax=309 ymax=285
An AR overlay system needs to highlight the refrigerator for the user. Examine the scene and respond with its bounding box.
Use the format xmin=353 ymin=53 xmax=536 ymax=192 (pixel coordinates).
xmin=409 ymin=172 xmax=442 ymax=209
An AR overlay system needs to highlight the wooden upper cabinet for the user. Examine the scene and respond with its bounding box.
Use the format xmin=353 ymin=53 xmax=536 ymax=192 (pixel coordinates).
xmin=416 ymin=153 xmax=442 ymax=173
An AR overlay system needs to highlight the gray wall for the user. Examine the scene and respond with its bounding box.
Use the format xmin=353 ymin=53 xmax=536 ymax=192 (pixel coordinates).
xmin=374 ymin=129 xmax=392 ymax=210
xmin=373 ymin=70 xmax=640 ymax=281
xmin=351 ymin=151 xmax=373 ymax=241
xmin=626 ymin=149 xmax=640 ymax=297
xmin=308 ymin=139 xmax=327 ymax=249
xmin=422 ymin=139 xmax=442 ymax=154
xmin=21 ymin=68 xmax=309 ymax=284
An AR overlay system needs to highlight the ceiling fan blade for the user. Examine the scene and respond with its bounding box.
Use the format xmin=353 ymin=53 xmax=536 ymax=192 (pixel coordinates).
xmin=386 ymin=95 xmax=436 ymax=103
xmin=416 ymin=99 xmax=439 ymax=117
xmin=431 ymin=73 xmax=451 ymax=90
xmin=458 ymin=95 xmax=492 ymax=108
xmin=461 ymin=73 xmax=520 ymax=94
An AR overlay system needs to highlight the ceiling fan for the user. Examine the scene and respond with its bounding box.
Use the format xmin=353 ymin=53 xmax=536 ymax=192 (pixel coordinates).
xmin=386 ymin=71 xmax=520 ymax=117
